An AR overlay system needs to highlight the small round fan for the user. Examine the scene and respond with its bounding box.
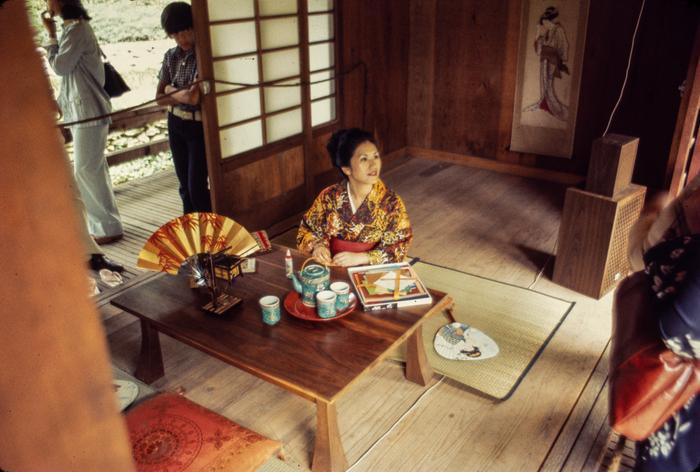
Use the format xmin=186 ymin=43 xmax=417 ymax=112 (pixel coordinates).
xmin=137 ymin=212 xmax=259 ymax=275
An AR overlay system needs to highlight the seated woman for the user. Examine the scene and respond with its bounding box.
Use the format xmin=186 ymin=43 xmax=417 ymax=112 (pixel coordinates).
xmin=297 ymin=128 xmax=412 ymax=267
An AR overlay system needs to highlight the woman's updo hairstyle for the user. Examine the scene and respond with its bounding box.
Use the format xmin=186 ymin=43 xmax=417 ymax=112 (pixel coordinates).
xmin=327 ymin=128 xmax=376 ymax=172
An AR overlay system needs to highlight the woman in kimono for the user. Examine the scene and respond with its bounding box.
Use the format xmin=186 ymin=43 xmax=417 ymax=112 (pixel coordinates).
xmin=629 ymin=175 xmax=700 ymax=471
xmin=297 ymin=128 xmax=412 ymax=267
xmin=524 ymin=6 xmax=569 ymax=121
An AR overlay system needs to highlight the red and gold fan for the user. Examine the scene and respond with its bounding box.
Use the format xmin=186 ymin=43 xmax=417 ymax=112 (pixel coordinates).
xmin=137 ymin=213 xmax=260 ymax=314
xmin=137 ymin=212 xmax=259 ymax=274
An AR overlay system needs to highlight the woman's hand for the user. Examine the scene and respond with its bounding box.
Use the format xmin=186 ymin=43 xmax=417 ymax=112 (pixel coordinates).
xmin=312 ymin=244 xmax=332 ymax=266
xmin=41 ymin=11 xmax=57 ymax=38
xmin=332 ymin=251 xmax=369 ymax=267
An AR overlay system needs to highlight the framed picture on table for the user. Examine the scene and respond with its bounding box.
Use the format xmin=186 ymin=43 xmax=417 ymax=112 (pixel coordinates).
xmin=510 ymin=0 xmax=590 ymax=158
xmin=347 ymin=262 xmax=432 ymax=311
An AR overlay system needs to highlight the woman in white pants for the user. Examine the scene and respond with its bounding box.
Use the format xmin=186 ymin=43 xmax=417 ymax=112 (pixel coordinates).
xmin=43 ymin=0 xmax=123 ymax=243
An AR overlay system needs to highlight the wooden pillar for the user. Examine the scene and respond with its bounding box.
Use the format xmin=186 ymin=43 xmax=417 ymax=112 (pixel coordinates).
xmin=192 ymin=0 xmax=224 ymax=213
xmin=0 ymin=2 xmax=135 ymax=470
xmin=666 ymin=26 xmax=700 ymax=196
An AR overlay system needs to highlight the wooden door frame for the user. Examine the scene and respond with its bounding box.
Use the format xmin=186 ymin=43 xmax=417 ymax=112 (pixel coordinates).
xmin=191 ymin=0 xmax=341 ymax=221
xmin=666 ymin=25 xmax=700 ymax=196
xmin=192 ymin=0 xmax=225 ymax=213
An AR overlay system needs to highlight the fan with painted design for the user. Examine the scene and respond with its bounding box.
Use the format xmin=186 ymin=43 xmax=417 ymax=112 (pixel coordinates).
xmin=138 ymin=212 xmax=259 ymax=273
xmin=137 ymin=212 xmax=260 ymax=314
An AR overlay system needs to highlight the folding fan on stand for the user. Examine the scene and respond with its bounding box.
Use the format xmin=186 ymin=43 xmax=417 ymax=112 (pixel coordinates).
xmin=137 ymin=212 xmax=260 ymax=315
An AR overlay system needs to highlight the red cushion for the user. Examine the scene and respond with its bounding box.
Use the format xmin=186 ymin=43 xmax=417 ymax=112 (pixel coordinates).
xmin=125 ymin=393 xmax=280 ymax=471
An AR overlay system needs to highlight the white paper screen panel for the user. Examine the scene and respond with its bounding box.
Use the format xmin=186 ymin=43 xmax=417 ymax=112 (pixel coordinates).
xmin=309 ymin=42 xmax=334 ymax=72
xmin=262 ymin=49 xmax=300 ymax=81
xmin=266 ymin=108 xmax=302 ymax=142
xmin=310 ymin=70 xmax=334 ymax=100
xmin=213 ymin=55 xmax=259 ymax=92
xmin=210 ymin=22 xmax=257 ymax=57
xmin=311 ymin=97 xmax=335 ymax=126
xmin=260 ymin=18 xmax=299 ymax=50
xmin=220 ymin=120 xmax=263 ymax=157
xmin=216 ymin=88 xmax=261 ymax=126
xmin=258 ymin=0 xmax=297 ymax=16
xmin=308 ymin=0 xmax=333 ymax=12
xmin=308 ymin=14 xmax=333 ymax=42
xmin=264 ymin=79 xmax=301 ymax=112
xmin=207 ymin=0 xmax=254 ymax=21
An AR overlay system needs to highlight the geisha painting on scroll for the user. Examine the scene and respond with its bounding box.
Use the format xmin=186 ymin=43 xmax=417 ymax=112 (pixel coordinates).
xmin=511 ymin=0 xmax=589 ymax=158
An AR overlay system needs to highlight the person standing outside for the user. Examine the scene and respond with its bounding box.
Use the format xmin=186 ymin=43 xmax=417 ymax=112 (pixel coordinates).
xmin=156 ymin=2 xmax=212 ymax=214
xmin=42 ymin=0 xmax=124 ymax=244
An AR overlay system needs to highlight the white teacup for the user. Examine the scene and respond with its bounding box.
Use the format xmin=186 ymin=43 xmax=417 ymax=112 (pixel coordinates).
xmin=330 ymin=281 xmax=350 ymax=310
xmin=316 ymin=290 xmax=337 ymax=319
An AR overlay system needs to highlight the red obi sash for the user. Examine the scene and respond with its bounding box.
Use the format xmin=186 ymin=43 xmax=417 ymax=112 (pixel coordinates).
xmin=330 ymin=237 xmax=377 ymax=256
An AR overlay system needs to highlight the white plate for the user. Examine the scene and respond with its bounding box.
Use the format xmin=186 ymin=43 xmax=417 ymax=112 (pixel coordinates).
xmin=114 ymin=379 xmax=139 ymax=411
xmin=433 ymin=322 xmax=499 ymax=361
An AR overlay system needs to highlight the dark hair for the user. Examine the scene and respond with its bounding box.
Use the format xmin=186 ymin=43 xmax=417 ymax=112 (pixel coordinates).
xmin=539 ymin=6 xmax=558 ymax=24
xmin=58 ymin=0 xmax=91 ymax=20
xmin=161 ymin=2 xmax=193 ymax=35
xmin=327 ymin=128 xmax=376 ymax=171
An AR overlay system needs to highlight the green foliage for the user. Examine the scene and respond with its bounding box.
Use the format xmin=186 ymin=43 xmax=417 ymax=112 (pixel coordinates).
xmin=27 ymin=0 xmax=179 ymax=44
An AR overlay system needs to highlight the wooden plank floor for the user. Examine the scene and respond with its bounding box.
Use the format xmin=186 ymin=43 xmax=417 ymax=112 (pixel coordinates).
xmin=100 ymin=159 xmax=619 ymax=471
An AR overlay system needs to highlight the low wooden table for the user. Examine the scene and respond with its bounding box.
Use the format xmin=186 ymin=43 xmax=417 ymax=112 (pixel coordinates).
xmin=111 ymin=246 xmax=453 ymax=472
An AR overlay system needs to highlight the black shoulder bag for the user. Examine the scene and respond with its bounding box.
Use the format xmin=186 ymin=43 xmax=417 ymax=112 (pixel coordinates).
xmin=100 ymin=50 xmax=130 ymax=98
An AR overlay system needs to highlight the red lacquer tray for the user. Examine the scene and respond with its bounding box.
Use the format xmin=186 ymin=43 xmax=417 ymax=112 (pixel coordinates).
xmin=283 ymin=291 xmax=357 ymax=322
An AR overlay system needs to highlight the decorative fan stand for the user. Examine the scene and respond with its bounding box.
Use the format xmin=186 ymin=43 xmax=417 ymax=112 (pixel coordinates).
xmin=137 ymin=212 xmax=259 ymax=316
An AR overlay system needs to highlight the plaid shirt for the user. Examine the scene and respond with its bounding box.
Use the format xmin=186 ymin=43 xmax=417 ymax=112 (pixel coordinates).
xmin=158 ymin=46 xmax=199 ymax=112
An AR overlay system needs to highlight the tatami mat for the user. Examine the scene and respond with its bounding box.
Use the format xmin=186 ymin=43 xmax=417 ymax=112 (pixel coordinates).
xmin=391 ymin=261 xmax=574 ymax=400
xmin=257 ymin=457 xmax=302 ymax=472
xmin=271 ymin=229 xmax=573 ymax=400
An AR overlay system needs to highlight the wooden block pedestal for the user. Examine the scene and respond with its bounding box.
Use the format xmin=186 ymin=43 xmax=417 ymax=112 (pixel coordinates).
xmin=553 ymin=185 xmax=646 ymax=299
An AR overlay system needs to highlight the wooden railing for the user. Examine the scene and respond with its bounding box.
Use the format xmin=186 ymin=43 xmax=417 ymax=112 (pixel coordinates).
xmin=61 ymin=104 xmax=170 ymax=167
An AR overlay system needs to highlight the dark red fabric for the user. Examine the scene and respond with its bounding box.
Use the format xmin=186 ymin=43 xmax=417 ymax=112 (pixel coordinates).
xmin=609 ymin=272 xmax=700 ymax=441
xmin=330 ymin=237 xmax=376 ymax=256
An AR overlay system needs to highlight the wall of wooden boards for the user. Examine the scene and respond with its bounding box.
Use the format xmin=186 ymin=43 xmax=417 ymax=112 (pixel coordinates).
xmin=406 ymin=0 xmax=700 ymax=189
xmin=339 ymin=0 xmax=410 ymax=156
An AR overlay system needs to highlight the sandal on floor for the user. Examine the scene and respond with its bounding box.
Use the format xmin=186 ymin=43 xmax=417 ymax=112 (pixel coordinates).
xmin=99 ymin=269 xmax=124 ymax=287
xmin=88 ymin=276 xmax=100 ymax=296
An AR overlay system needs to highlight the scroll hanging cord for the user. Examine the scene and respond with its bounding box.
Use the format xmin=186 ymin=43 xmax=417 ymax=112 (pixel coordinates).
xmin=58 ymin=61 xmax=368 ymax=128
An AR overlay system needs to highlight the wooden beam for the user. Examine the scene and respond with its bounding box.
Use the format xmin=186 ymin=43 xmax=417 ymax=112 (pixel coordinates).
xmin=192 ymin=0 xmax=224 ymax=213
xmin=109 ymin=105 xmax=166 ymax=132
xmin=406 ymin=146 xmax=585 ymax=185
xmin=106 ymin=138 xmax=169 ymax=166
xmin=666 ymin=25 xmax=700 ymax=196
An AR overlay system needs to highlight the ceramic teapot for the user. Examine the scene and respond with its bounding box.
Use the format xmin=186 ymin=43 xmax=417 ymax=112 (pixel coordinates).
xmin=291 ymin=258 xmax=330 ymax=307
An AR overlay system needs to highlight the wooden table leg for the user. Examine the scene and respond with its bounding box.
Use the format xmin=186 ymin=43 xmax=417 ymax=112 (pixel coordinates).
xmin=444 ymin=301 xmax=457 ymax=323
xmin=312 ymin=399 xmax=347 ymax=472
xmin=134 ymin=319 xmax=165 ymax=384
xmin=405 ymin=328 xmax=433 ymax=386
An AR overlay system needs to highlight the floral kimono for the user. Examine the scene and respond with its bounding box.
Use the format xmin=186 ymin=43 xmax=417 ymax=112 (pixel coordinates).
xmin=635 ymin=175 xmax=700 ymax=471
xmin=296 ymin=179 xmax=412 ymax=264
